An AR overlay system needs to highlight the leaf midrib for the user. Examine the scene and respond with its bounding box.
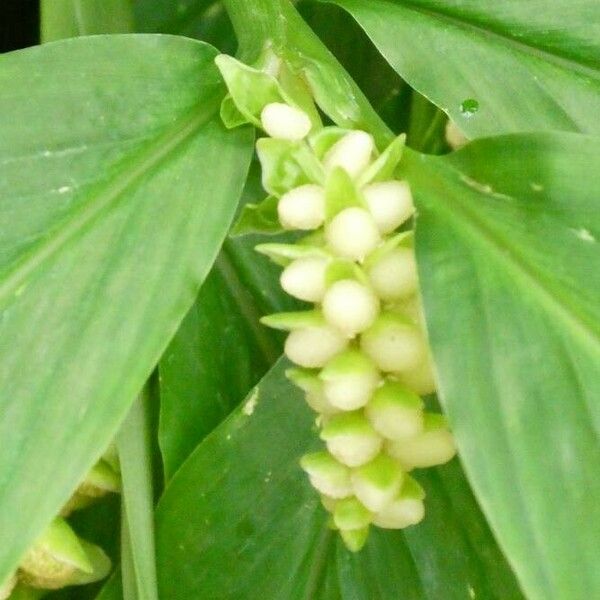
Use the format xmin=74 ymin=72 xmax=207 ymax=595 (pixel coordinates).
xmin=345 ymin=0 xmax=600 ymax=83
xmin=0 ymin=89 xmax=222 ymax=310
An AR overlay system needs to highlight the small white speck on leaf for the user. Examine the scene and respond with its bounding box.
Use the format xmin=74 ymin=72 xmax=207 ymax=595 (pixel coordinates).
xmin=58 ymin=185 xmax=71 ymax=194
xmin=243 ymin=389 xmax=259 ymax=416
xmin=468 ymin=585 xmax=476 ymax=599
xmin=573 ymin=228 xmax=596 ymax=243
xmin=530 ymin=182 xmax=544 ymax=192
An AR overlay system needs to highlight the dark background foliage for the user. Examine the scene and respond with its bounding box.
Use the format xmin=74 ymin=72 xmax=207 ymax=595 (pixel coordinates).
xmin=0 ymin=0 xmax=38 ymax=52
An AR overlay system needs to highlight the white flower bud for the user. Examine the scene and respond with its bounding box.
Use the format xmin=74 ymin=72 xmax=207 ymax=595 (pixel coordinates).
xmin=260 ymin=102 xmax=312 ymax=140
xmin=325 ymin=207 xmax=381 ymax=261
xmin=323 ymin=131 xmax=375 ymax=178
xmin=365 ymin=381 xmax=424 ymax=441
xmin=278 ymin=184 xmax=325 ymax=230
xmin=387 ymin=414 xmax=456 ymax=470
xmin=321 ymin=494 xmax=338 ymax=513
xmin=360 ymin=313 xmax=425 ymax=373
xmin=396 ymin=352 xmax=437 ymax=395
xmin=372 ymin=476 xmax=425 ymax=529
xmin=333 ymin=496 xmax=372 ymax=530
xmin=321 ymin=412 xmax=383 ymax=467
xmin=367 ymin=247 xmax=418 ymax=301
xmin=372 ymin=497 xmax=425 ymax=529
xmin=320 ymin=350 xmax=380 ymax=410
xmin=0 ymin=574 xmax=16 ymax=600
xmin=285 ymin=325 xmax=347 ymax=368
xmin=322 ymin=279 xmax=380 ymax=337
xmin=351 ymin=454 xmax=404 ymax=512
xmin=286 ymin=368 xmax=339 ymax=415
xmin=300 ymin=452 xmax=353 ymax=499
xmin=280 ymin=256 xmax=328 ymax=302
xmin=363 ymin=181 xmax=414 ymax=233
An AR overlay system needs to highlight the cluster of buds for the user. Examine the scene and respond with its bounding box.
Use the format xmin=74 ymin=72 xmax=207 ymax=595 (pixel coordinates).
xmin=1 ymin=449 xmax=119 ymax=598
xmin=216 ymin=52 xmax=456 ymax=551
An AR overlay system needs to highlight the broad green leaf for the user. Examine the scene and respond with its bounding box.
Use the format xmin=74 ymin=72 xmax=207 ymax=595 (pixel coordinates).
xmin=0 ymin=35 xmax=253 ymax=581
xmin=41 ymin=0 xmax=134 ymax=42
xmin=155 ymin=361 xmax=522 ymax=599
xmin=330 ymin=0 xmax=600 ymax=138
xmin=403 ymin=133 xmax=600 ymax=599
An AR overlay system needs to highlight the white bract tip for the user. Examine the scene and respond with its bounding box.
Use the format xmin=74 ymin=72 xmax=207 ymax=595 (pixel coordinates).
xmin=320 ymin=350 xmax=380 ymax=411
xmin=360 ymin=314 xmax=425 ymax=373
xmin=300 ymin=452 xmax=353 ymax=499
xmin=387 ymin=425 xmax=456 ymax=470
xmin=260 ymin=102 xmax=312 ymax=140
xmin=278 ymin=184 xmax=325 ymax=230
xmin=351 ymin=454 xmax=404 ymax=513
xmin=284 ymin=325 xmax=347 ymax=368
xmin=321 ymin=413 xmax=383 ymax=467
xmin=365 ymin=382 xmax=424 ymax=441
xmin=323 ymin=131 xmax=375 ymax=178
xmin=322 ymin=279 xmax=380 ymax=337
xmin=280 ymin=256 xmax=328 ymax=302
xmin=367 ymin=247 xmax=418 ymax=301
xmin=325 ymin=207 xmax=381 ymax=261
xmin=372 ymin=497 xmax=425 ymax=529
xmin=363 ymin=181 xmax=414 ymax=233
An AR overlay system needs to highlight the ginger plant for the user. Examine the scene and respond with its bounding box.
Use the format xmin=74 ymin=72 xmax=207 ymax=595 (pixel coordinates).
xmin=217 ymin=52 xmax=456 ymax=551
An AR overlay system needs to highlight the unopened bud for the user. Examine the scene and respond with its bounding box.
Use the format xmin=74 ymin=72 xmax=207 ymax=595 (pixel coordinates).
xmin=285 ymin=325 xmax=347 ymax=368
xmin=372 ymin=477 xmax=425 ymax=529
xmin=280 ymin=256 xmax=328 ymax=302
xmin=300 ymin=451 xmax=353 ymax=499
xmin=340 ymin=526 xmax=370 ymax=552
xmin=19 ymin=518 xmax=92 ymax=590
xmin=351 ymin=453 xmax=404 ymax=512
xmin=321 ymin=412 xmax=383 ymax=467
xmin=325 ymin=207 xmax=381 ymax=261
xmin=397 ymin=352 xmax=437 ymax=395
xmin=261 ymin=102 xmax=312 ymax=140
xmin=322 ymin=279 xmax=380 ymax=337
xmin=367 ymin=247 xmax=418 ymax=301
xmin=387 ymin=414 xmax=456 ymax=470
xmin=365 ymin=381 xmax=424 ymax=441
xmin=333 ymin=497 xmax=372 ymax=531
xmin=286 ymin=368 xmax=339 ymax=414
xmin=320 ymin=350 xmax=380 ymax=410
xmin=278 ymin=184 xmax=325 ymax=230
xmin=360 ymin=313 xmax=425 ymax=373
xmin=363 ymin=181 xmax=414 ymax=233
xmin=323 ymin=131 xmax=375 ymax=178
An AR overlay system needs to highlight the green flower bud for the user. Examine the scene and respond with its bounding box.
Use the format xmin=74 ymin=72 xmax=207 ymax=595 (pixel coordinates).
xmin=320 ymin=494 xmax=338 ymax=513
xmin=319 ymin=350 xmax=380 ymax=410
xmin=280 ymin=256 xmax=328 ymax=302
xmin=365 ymin=381 xmax=424 ymax=441
xmin=367 ymin=247 xmax=418 ymax=302
xmin=360 ymin=313 xmax=425 ymax=373
xmin=277 ymin=184 xmax=325 ymax=230
xmin=19 ymin=518 xmax=92 ymax=589
xmin=0 ymin=574 xmax=16 ymax=600
xmin=286 ymin=368 xmax=339 ymax=414
xmin=333 ymin=497 xmax=372 ymax=531
xmin=323 ymin=131 xmax=375 ymax=178
xmin=372 ymin=476 xmax=426 ymax=529
xmin=321 ymin=412 xmax=383 ymax=467
xmin=340 ymin=527 xmax=370 ymax=553
xmin=396 ymin=351 xmax=437 ymax=395
xmin=387 ymin=414 xmax=456 ymax=470
xmin=363 ymin=181 xmax=414 ymax=234
xmin=351 ymin=453 xmax=404 ymax=512
xmin=325 ymin=207 xmax=381 ymax=261
xmin=300 ymin=451 xmax=353 ymax=499
xmin=261 ymin=102 xmax=312 ymax=140
xmin=322 ymin=279 xmax=380 ymax=337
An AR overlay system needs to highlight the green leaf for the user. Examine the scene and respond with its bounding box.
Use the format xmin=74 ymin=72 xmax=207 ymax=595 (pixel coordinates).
xmin=155 ymin=361 xmax=522 ymax=599
xmin=0 ymin=35 xmax=252 ymax=582
xmin=330 ymin=0 xmax=600 ymax=137
xmin=41 ymin=0 xmax=134 ymax=42
xmin=403 ymin=133 xmax=600 ymax=599
xmin=116 ymin=389 xmax=158 ymax=600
